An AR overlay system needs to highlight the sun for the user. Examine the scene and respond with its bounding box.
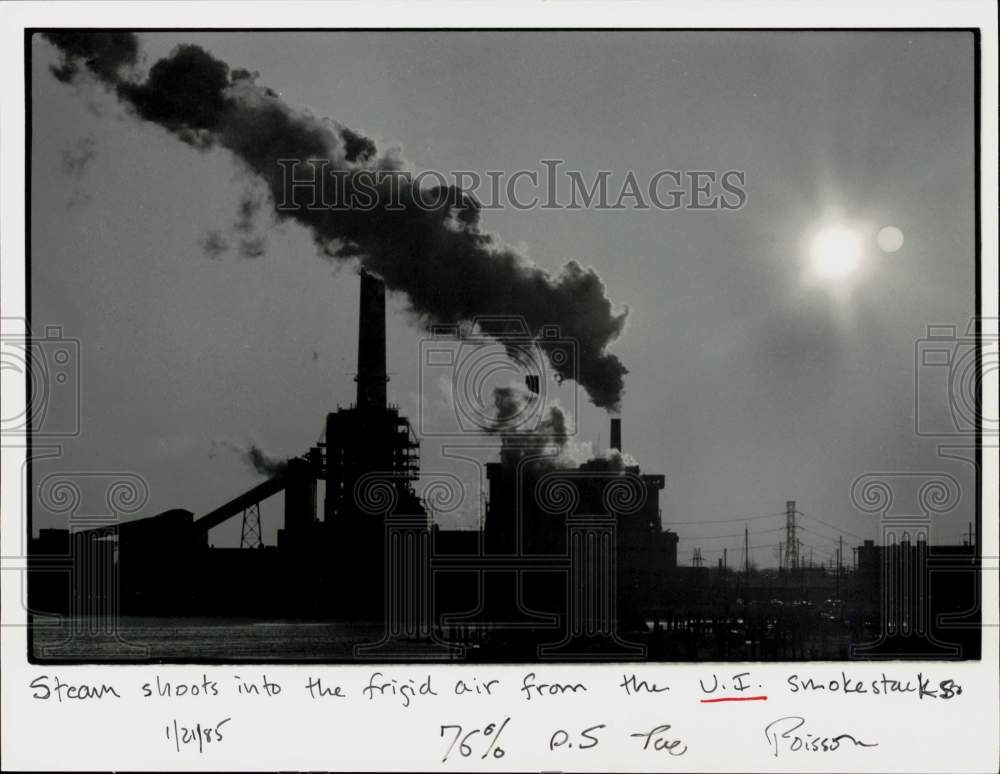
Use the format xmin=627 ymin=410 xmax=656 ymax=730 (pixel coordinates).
xmin=809 ymin=224 xmax=864 ymax=281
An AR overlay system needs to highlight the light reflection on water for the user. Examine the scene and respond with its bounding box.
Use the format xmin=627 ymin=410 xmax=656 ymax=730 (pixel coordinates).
xmin=32 ymin=617 xmax=391 ymax=660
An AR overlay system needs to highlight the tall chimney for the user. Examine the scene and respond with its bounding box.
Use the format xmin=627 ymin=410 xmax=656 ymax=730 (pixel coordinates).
xmin=610 ymin=417 xmax=622 ymax=452
xmin=356 ymin=270 xmax=387 ymax=410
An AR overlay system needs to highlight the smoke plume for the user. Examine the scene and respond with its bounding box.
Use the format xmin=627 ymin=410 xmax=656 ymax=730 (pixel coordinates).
xmin=200 ymin=230 xmax=229 ymax=259
xmin=243 ymin=443 xmax=288 ymax=477
xmin=60 ymin=135 xmax=97 ymax=177
xmin=42 ymin=32 xmax=630 ymax=410
xmin=209 ymin=439 xmax=287 ymax=476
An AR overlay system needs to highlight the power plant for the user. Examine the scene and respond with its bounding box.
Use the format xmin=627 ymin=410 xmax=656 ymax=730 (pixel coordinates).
xmin=29 ymin=269 xmax=678 ymax=645
xmin=27 ymin=270 xmax=979 ymax=661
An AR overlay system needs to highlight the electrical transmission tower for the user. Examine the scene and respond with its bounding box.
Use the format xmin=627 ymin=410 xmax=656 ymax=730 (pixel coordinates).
xmin=783 ymin=500 xmax=799 ymax=570
xmin=692 ymin=548 xmax=704 ymax=568
xmin=240 ymin=502 xmax=263 ymax=549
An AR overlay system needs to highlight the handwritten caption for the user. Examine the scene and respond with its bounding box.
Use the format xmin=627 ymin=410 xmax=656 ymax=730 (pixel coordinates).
xmin=27 ymin=669 xmax=963 ymax=760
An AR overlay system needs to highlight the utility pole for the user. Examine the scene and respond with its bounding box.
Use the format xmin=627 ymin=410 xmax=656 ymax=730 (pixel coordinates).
xmin=836 ymin=535 xmax=843 ymax=604
xmin=744 ymin=526 xmax=750 ymax=575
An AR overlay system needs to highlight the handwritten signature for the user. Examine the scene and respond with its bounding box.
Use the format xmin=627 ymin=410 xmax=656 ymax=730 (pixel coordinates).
xmin=764 ymin=716 xmax=877 ymax=757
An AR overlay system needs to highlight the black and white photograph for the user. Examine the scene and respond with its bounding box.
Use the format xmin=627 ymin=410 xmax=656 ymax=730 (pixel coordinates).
xmin=2 ymin=2 xmax=998 ymax=772
xmin=20 ymin=26 xmax=988 ymax=662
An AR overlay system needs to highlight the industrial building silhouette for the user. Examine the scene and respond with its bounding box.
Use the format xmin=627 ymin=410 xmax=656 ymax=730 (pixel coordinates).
xmin=29 ymin=271 xmax=681 ymax=656
xmin=27 ymin=271 xmax=979 ymax=661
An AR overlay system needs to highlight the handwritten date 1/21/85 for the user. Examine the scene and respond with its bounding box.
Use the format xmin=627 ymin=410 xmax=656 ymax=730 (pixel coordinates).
xmin=164 ymin=718 xmax=231 ymax=754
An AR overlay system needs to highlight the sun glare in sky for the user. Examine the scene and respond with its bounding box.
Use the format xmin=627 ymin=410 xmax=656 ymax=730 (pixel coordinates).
xmin=809 ymin=224 xmax=865 ymax=281
xmin=803 ymin=218 xmax=905 ymax=289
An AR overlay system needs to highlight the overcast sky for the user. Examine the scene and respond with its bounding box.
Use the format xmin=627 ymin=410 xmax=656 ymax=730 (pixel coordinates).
xmin=30 ymin=31 xmax=977 ymax=563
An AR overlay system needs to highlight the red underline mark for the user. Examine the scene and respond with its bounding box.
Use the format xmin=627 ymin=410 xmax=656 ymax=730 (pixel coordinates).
xmin=699 ymin=695 xmax=769 ymax=703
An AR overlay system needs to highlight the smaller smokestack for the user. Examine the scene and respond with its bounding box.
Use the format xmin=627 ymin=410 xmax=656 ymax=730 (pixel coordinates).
xmin=610 ymin=417 xmax=622 ymax=452
xmin=356 ymin=269 xmax=388 ymax=410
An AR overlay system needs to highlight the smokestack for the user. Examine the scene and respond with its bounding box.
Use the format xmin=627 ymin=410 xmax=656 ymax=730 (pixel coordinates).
xmin=525 ymin=374 xmax=540 ymax=395
xmin=610 ymin=417 xmax=622 ymax=452
xmin=356 ymin=270 xmax=387 ymax=410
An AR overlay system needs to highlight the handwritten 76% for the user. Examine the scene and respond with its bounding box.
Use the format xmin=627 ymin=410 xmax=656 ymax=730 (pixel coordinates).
xmin=440 ymin=717 xmax=510 ymax=762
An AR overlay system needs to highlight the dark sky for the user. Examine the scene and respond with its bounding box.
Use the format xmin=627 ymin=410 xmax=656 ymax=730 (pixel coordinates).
xmin=30 ymin=31 xmax=977 ymax=563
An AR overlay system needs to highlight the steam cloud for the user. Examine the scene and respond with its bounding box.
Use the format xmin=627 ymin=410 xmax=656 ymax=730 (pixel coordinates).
xmin=42 ymin=31 xmax=630 ymax=410
xmin=485 ymin=385 xmax=633 ymax=472
xmin=488 ymin=385 xmax=570 ymax=469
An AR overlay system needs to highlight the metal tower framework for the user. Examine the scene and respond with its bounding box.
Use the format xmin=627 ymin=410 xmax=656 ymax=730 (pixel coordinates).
xmin=783 ymin=500 xmax=799 ymax=570
xmin=240 ymin=502 xmax=263 ymax=549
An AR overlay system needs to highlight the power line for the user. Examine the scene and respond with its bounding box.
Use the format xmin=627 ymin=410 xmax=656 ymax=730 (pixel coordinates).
xmin=797 ymin=510 xmax=868 ymax=542
xmin=796 ymin=539 xmax=831 ymax=556
xmin=675 ymin=505 xmax=874 ymax=568
xmin=798 ymin=525 xmax=844 ymax=546
xmin=676 ymin=525 xmax=785 ymax=540
xmin=667 ymin=511 xmax=786 ymax=526
xmin=670 ymin=509 xmax=870 ymax=540
xmin=694 ymin=542 xmax=792 ymax=554
xmin=802 ymin=525 xmax=844 ymax=536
